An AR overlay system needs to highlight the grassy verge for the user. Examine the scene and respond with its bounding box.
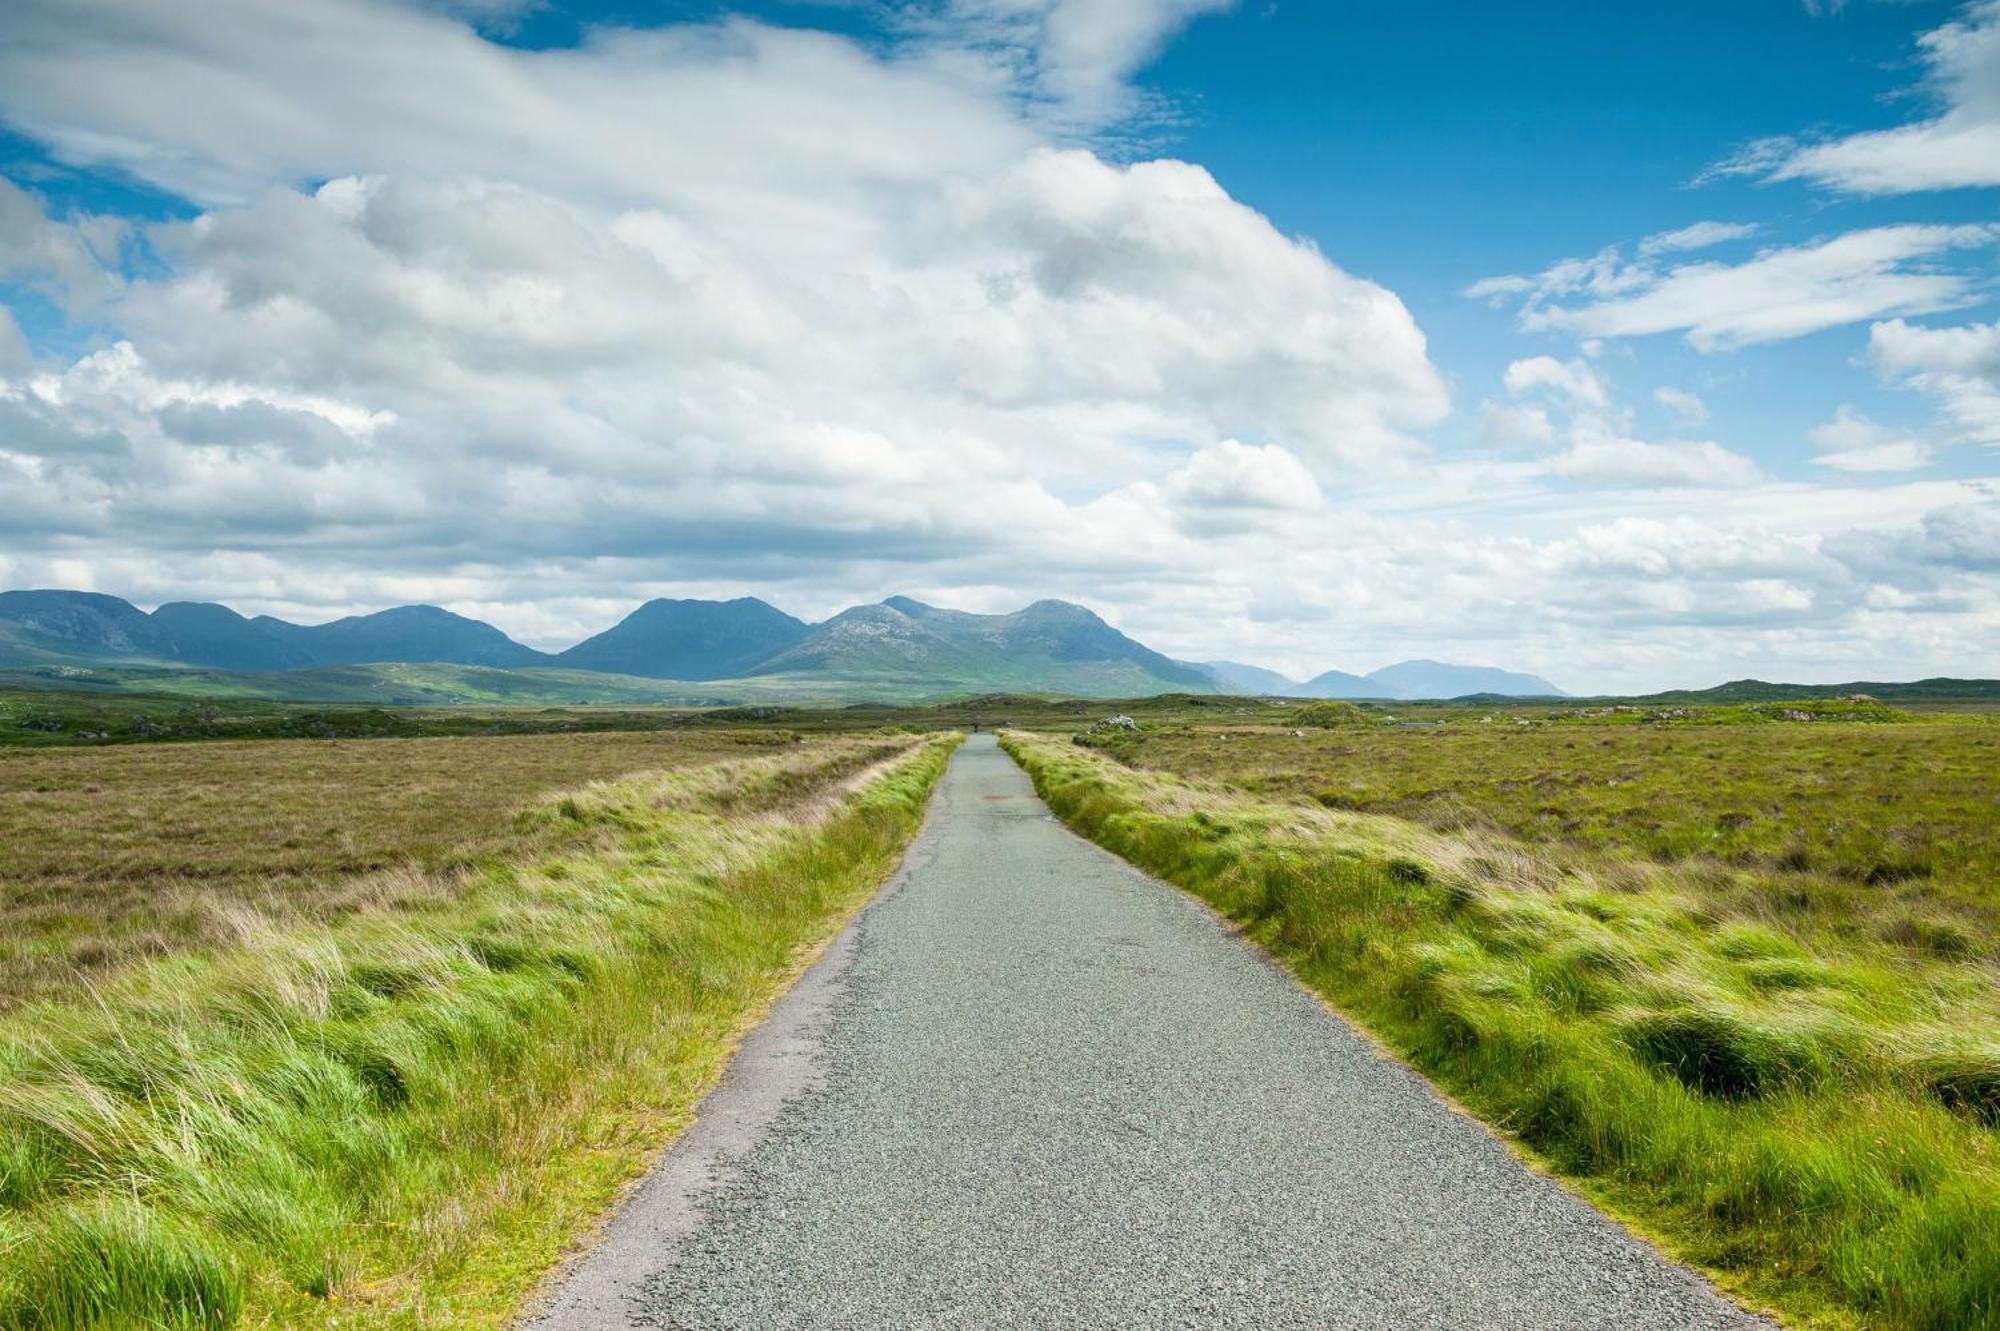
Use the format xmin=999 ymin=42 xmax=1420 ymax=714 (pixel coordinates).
xmin=0 ymin=733 xmax=959 ymax=1328
xmin=1002 ymin=732 xmax=1999 ymax=1331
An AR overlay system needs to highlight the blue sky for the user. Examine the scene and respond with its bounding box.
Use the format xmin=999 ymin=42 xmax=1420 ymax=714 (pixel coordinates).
xmin=0 ymin=0 xmax=1994 ymax=689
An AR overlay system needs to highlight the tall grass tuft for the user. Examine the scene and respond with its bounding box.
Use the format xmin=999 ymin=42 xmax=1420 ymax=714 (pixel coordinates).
xmin=1 ymin=1201 xmax=242 ymax=1330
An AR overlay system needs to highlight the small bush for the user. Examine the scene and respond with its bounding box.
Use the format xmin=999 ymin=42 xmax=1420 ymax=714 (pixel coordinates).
xmin=1292 ymin=701 xmax=1367 ymax=729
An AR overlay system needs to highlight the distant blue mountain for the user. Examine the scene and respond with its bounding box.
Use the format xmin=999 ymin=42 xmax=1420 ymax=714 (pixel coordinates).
xmin=1201 ymin=661 xmax=1305 ymax=695
xmin=0 ymin=590 xmax=547 ymax=672
xmin=746 ymin=598 xmax=1216 ymax=696
xmin=1199 ymin=656 xmax=1560 ymax=700
xmin=1365 ymin=659 xmax=1565 ymax=699
xmin=1301 ymin=668 xmax=1399 ymax=700
xmin=557 ymin=597 xmax=809 ymax=680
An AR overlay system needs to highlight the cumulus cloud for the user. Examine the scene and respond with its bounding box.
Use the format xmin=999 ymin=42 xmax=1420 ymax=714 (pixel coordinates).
xmin=1869 ymin=318 xmax=2000 ymax=445
xmin=1825 ymin=503 xmax=2000 ymax=587
xmin=1809 ymin=405 xmax=1933 ymax=472
xmin=0 ymin=0 xmax=1451 ymax=626
xmin=0 ymin=307 xmax=30 ymax=376
xmin=1653 ymin=386 xmax=1709 ymax=423
xmin=1159 ymin=439 xmax=1323 ymax=513
xmin=0 ymin=178 xmax=127 ymax=315
xmin=1503 ymin=355 xmax=1608 ymax=407
xmin=1479 ymin=401 xmax=1555 ymax=448
xmin=1550 ymin=418 xmax=1762 ymax=489
xmin=1714 ymin=0 xmax=2000 ymax=194
xmin=0 ymin=0 xmax=1993 ymax=689
xmin=1471 ymin=225 xmax=1999 ymax=352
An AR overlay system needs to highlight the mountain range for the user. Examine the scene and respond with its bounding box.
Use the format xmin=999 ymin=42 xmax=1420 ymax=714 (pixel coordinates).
xmin=0 ymin=588 xmax=1561 ymax=703
xmin=1203 ymin=658 xmax=1566 ymax=700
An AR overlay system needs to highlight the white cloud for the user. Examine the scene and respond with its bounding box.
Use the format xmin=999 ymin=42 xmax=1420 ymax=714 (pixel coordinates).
xmin=1159 ymin=439 xmax=1323 ymax=512
xmin=1869 ymin=318 xmax=2000 ymax=445
xmin=1808 ymin=405 xmax=1933 ymax=472
xmin=1815 ymin=441 xmax=1935 ymax=474
xmin=909 ymin=0 xmax=1237 ymax=129
xmin=0 ymin=1 xmax=1036 ymax=213
xmin=0 ymin=1 xmax=1444 ymax=602
xmin=0 ymin=0 xmax=1994 ymax=691
xmin=1479 ymin=400 xmax=1555 ymax=448
xmin=1473 ymin=225 xmax=1999 ymax=352
xmin=0 ymin=177 xmax=127 ymax=316
xmin=1550 ymin=418 xmax=1762 ymax=489
xmin=1637 ymin=220 xmax=1757 ymax=257
xmin=0 ymin=307 xmax=29 ymax=376
xmin=1503 ymin=355 xmax=1607 ymax=406
xmin=1724 ymin=0 xmax=2000 ymax=194
xmin=1826 ymin=502 xmax=2000 ymax=581
xmin=1653 ymin=386 xmax=1709 ymax=423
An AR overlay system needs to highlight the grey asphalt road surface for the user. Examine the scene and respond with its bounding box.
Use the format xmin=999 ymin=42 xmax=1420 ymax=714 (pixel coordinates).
xmin=533 ymin=734 xmax=1770 ymax=1330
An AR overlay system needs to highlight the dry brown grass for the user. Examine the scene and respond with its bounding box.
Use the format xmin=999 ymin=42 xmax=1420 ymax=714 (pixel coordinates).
xmin=0 ymin=729 xmax=794 ymax=1005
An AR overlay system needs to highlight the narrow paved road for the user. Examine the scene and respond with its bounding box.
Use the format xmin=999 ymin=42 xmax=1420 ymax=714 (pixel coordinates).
xmin=536 ymin=735 xmax=1768 ymax=1330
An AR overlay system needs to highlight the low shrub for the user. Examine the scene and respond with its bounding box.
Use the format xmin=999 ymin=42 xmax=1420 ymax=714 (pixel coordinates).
xmin=1291 ymin=701 xmax=1368 ymax=729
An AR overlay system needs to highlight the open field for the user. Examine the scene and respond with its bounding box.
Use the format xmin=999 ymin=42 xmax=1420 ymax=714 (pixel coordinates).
xmin=0 ymin=729 xmax=802 ymax=1005
xmin=1007 ymin=712 xmax=2000 ymax=1330
xmin=1082 ymin=706 xmax=1999 ymax=911
xmin=0 ymin=684 xmax=1208 ymax=750
xmin=0 ymin=729 xmax=957 ymax=1328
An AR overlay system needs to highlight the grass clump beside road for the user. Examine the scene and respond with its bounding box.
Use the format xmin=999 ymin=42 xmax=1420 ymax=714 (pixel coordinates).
xmin=0 ymin=732 xmax=958 ymax=1329
xmin=1002 ymin=731 xmax=2000 ymax=1330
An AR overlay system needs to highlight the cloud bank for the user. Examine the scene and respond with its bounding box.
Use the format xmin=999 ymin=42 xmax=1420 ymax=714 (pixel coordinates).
xmin=0 ymin=0 xmax=1994 ymax=690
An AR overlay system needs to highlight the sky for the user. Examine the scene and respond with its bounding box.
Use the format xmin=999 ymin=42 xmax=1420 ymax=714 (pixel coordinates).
xmin=0 ymin=0 xmax=1995 ymax=692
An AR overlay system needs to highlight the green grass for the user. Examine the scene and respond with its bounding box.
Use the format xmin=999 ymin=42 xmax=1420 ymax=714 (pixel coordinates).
xmin=1002 ymin=731 xmax=2000 ymax=1330
xmin=0 ymin=728 xmax=822 ymax=1004
xmin=0 ymin=684 xmax=1272 ymax=751
xmin=1084 ymin=709 xmax=1998 ymax=903
xmin=0 ymin=656 xmax=1196 ymax=709
xmin=0 ymin=734 xmax=959 ymax=1328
